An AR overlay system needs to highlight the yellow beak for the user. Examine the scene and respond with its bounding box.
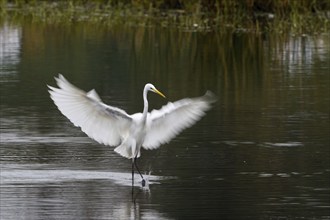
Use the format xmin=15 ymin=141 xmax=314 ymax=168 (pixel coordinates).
xmin=153 ymin=88 xmax=166 ymax=98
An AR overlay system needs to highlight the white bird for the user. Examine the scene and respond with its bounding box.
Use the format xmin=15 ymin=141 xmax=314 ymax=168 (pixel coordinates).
xmin=48 ymin=74 xmax=216 ymax=186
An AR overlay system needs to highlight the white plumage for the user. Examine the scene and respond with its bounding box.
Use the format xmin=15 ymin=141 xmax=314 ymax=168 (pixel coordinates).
xmin=48 ymin=74 xmax=216 ymax=185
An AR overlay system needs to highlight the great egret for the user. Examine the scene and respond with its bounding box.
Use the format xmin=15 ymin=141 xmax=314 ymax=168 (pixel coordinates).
xmin=48 ymin=74 xmax=216 ymax=186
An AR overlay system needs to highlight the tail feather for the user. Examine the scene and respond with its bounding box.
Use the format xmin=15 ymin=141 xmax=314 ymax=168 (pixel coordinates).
xmin=114 ymin=144 xmax=141 ymax=159
xmin=114 ymin=144 xmax=131 ymax=159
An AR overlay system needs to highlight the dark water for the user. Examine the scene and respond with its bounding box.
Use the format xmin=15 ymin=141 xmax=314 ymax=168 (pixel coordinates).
xmin=1 ymin=22 xmax=329 ymax=219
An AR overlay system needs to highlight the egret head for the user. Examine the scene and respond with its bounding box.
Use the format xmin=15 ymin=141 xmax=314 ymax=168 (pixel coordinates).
xmin=146 ymin=83 xmax=166 ymax=98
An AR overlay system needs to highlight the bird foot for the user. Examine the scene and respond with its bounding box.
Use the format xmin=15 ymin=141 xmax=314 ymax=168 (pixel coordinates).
xmin=141 ymin=179 xmax=146 ymax=187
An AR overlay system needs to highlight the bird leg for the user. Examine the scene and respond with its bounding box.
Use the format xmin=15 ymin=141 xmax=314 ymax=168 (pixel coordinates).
xmin=132 ymin=160 xmax=134 ymax=187
xmin=134 ymin=156 xmax=146 ymax=187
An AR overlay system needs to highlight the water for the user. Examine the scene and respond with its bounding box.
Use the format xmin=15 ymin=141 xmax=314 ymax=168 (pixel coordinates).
xmin=1 ymin=22 xmax=329 ymax=219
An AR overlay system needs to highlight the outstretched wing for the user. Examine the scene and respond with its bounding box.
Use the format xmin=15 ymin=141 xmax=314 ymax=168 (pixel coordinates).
xmin=142 ymin=91 xmax=216 ymax=149
xmin=48 ymin=74 xmax=132 ymax=146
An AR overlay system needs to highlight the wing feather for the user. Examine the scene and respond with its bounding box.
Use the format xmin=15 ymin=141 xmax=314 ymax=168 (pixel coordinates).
xmin=48 ymin=74 xmax=132 ymax=146
xmin=142 ymin=91 xmax=216 ymax=149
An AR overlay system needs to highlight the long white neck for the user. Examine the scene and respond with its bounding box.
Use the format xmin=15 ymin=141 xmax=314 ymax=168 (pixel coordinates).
xmin=142 ymin=86 xmax=149 ymax=121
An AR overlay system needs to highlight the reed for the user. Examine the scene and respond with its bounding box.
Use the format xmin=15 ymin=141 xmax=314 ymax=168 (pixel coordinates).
xmin=1 ymin=0 xmax=329 ymax=34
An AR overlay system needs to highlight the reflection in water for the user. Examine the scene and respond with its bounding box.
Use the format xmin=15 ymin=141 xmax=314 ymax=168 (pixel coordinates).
xmin=0 ymin=23 xmax=21 ymax=82
xmin=1 ymin=22 xmax=329 ymax=219
xmin=0 ymin=165 xmax=174 ymax=219
xmin=0 ymin=24 xmax=21 ymax=65
xmin=0 ymin=167 xmax=173 ymax=187
xmin=270 ymin=35 xmax=329 ymax=75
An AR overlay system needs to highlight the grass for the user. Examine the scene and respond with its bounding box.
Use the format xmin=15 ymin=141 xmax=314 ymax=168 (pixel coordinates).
xmin=1 ymin=0 xmax=329 ymax=34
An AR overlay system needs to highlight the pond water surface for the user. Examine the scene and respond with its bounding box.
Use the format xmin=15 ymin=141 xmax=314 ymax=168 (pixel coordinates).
xmin=1 ymin=22 xmax=329 ymax=219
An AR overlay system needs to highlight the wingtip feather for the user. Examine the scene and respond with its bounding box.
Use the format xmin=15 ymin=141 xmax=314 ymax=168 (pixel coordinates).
xmin=203 ymin=90 xmax=218 ymax=103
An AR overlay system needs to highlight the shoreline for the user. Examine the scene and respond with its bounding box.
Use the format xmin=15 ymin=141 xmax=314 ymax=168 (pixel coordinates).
xmin=1 ymin=1 xmax=330 ymax=35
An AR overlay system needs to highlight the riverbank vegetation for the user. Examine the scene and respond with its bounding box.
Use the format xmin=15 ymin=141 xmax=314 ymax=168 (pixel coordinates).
xmin=1 ymin=0 xmax=329 ymax=34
